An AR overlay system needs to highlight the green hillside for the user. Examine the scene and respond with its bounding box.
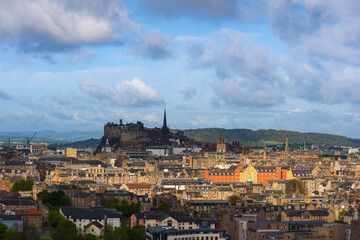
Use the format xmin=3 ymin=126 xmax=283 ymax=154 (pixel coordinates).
xmin=49 ymin=138 xmax=101 ymax=149
xmin=182 ymin=128 xmax=360 ymax=147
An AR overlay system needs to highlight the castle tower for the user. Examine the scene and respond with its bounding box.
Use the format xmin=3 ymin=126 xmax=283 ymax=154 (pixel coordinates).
xmin=216 ymin=130 xmax=226 ymax=153
xmin=161 ymin=110 xmax=169 ymax=145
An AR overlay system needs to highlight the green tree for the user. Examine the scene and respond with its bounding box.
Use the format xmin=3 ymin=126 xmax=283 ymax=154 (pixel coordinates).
xmin=3 ymin=229 xmax=24 ymax=240
xmin=37 ymin=190 xmax=71 ymax=208
xmin=285 ymin=180 xmax=306 ymax=195
xmin=118 ymin=226 xmax=130 ymax=240
xmin=338 ymin=209 xmax=347 ymax=223
xmin=228 ymin=194 xmax=241 ymax=206
xmin=83 ymin=234 xmax=97 ymax=240
xmin=39 ymin=235 xmax=53 ymax=240
xmin=276 ymin=214 xmax=281 ymax=221
xmin=198 ymin=210 xmax=209 ymax=218
xmin=56 ymin=218 xmax=78 ymax=240
xmin=104 ymin=199 xmax=140 ymax=218
xmin=10 ymin=178 xmax=34 ymax=192
xmin=49 ymin=210 xmax=63 ymax=228
xmin=0 ymin=222 xmax=8 ymax=239
xmin=131 ymin=226 xmax=145 ymax=240
xmin=158 ymin=202 xmax=170 ymax=211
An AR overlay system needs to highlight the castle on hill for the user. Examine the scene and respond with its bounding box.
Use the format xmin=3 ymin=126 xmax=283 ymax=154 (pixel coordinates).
xmin=96 ymin=110 xmax=188 ymax=153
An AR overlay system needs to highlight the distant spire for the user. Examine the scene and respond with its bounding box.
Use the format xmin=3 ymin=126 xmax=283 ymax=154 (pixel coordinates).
xmin=161 ymin=109 xmax=169 ymax=146
xmin=163 ymin=109 xmax=167 ymax=128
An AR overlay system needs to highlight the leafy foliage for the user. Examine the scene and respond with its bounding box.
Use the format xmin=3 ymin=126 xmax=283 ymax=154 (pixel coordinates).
xmin=104 ymin=199 xmax=140 ymax=218
xmin=102 ymin=225 xmax=145 ymax=240
xmin=157 ymin=202 xmax=170 ymax=211
xmin=10 ymin=178 xmax=34 ymax=192
xmin=37 ymin=190 xmax=71 ymax=208
xmin=338 ymin=209 xmax=347 ymax=223
xmin=83 ymin=234 xmax=97 ymax=240
xmin=228 ymin=194 xmax=241 ymax=206
xmin=285 ymin=180 xmax=307 ymax=195
xmin=49 ymin=210 xmax=78 ymax=240
xmin=0 ymin=222 xmax=8 ymax=239
xmin=0 ymin=223 xmax=24 ymax=240
xmin=39 ymin=235 xmax=53 ymax=240
xmin=194 ymin=210 xmax=209 ymax=218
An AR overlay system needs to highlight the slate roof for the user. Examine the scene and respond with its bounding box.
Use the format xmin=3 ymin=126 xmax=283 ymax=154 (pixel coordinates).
xmin=61 ymin=207 xmax=122 ymax=221
xmin=0 ymin=198 xmax=37 ymax=206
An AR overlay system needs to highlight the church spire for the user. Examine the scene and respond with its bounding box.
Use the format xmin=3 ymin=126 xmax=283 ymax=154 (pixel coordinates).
xmin=163 ymin=109 xmax=167 ymax=129
xmin=161 ymin=109 xmax=169 ymax=146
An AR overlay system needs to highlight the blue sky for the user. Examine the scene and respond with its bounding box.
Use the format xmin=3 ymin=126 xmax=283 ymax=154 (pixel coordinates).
xmin=1 ymin=0 xmax=360 ymax=138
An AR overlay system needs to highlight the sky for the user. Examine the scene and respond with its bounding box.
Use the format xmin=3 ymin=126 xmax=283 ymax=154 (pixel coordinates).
xmin=1 ymin=0 xmax=360 ymax=138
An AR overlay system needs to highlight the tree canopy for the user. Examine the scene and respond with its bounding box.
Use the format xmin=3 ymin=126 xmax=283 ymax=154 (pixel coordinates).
xmin=10 ymin=178 xmax=34 ymax=192
xmin=157 ymin=202 xmax=170 ymax=211
xmin=285 ymin=180 xmax=307 ymax=195
xmin=37 ymin=190 xmax=71 ymax=208
xmin=104 ymin=199 xmax=140 ymax=218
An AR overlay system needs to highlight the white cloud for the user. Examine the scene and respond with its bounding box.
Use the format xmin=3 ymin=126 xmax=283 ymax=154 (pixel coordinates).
xmin=79 ymin=77 xmax=164 ymax=107
xmin=288 ymin=108 xmax=302 ymax=113
xmin=0 ymin=0 xmax=140 ymax=50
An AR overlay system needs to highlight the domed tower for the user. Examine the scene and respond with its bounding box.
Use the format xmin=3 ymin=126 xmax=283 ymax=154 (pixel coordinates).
xmin=216 ymin=130 xmax=226 ymax=153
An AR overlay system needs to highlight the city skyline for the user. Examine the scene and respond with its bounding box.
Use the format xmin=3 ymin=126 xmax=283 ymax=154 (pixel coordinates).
xmin=1 ymin=1 xmax=360 ymax=138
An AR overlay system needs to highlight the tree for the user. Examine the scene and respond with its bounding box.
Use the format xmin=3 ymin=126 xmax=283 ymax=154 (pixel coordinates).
xmin=3 ymin=229 xmax=24 ymax=240
xmin=83 ymin=234 xmax=97 ymax=240
xmin=0 ymin=222 xmax=8 ymax=239
xmin=338 ymin=209 xmax=347 ymax=223
xmin=158 ymin=202 xmax=170 ymax=211
xmin=228 ymin=194 xmax=241 ymax=206
xmin=37 ymin=190 xmax=71 ymax=208
xmin=55 ymin=218 xmax=78 ymax=240
xmin=194 ymin=210 xmax=209 ymax=218
xmin=276 ymin=214 xmax=281 ymax=222
xmin=10 ymin=178 xmax=34 ymax=192
xmin=49 ymin=210 xmax=63 ymax=228
xmin=104 ymin=199 xmax=140 ymax=218
xmin=39 ymin=235 xmax=53 ymax=240
xmin=131 ymin=226 xmax=145 ymax=240
xmin=285 ymin=180 xmax=306 ymax=195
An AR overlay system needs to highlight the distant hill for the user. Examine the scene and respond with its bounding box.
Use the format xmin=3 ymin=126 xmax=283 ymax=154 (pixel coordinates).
xmin=48 ymin=138 xmax=101 ymax=150
xmin=0 ymin=130 xmax=102 ymax=142
xmin=182 ymin=128 xmax=360 ymax=147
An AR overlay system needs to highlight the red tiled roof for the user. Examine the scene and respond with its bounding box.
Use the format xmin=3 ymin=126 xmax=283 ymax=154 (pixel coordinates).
xmin=21 ymin=208 xmax=41 ymax=215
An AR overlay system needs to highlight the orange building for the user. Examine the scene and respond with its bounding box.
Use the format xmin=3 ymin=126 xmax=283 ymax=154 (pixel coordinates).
xmin=255 ymin=166 xmax=287 ymax=186
xmin=204 ymin=165 xmax=244 ymax=182
xmin=0 ymin=179 xmax=11 ymax=192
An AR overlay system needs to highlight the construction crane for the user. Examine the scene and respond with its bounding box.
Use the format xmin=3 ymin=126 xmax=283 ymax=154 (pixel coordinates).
xmin=26 ymin=132 xmax=37 ymax=145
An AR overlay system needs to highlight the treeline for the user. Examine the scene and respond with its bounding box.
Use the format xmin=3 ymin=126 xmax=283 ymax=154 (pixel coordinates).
xmin=48 ymin=138 xmax=101 ymax=149
xmin=182 ymin=128 xmax=360 ymax=147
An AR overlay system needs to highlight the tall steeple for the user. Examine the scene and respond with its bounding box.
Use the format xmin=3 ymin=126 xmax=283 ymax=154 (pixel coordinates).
xmin=161 ymin=109 xmax=169 ymax=146
xmin=163 ymin=109 xmax=167 ymax=129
